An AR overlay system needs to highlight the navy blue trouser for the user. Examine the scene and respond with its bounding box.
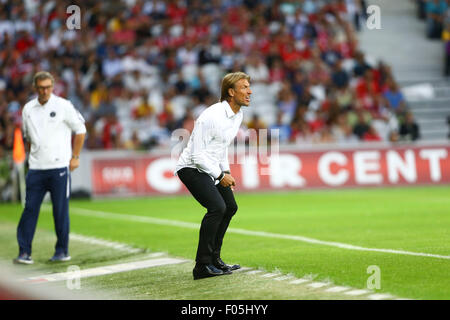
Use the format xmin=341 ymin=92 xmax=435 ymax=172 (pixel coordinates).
xmin=17 ymin=167 xmax=70 ymax=256
xmin=177 ymin=168 xmax=238 ymax=265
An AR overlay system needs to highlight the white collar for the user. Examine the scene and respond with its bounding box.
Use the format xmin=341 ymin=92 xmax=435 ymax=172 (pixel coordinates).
xmin=36 ymin=93 xmax=55 ymax=107
xmin=222 ymin=100 xmax=241 ymax=118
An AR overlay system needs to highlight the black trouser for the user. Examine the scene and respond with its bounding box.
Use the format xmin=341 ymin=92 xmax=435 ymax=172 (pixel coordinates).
xmin=177 ymin=167 xmax=238 ymax=265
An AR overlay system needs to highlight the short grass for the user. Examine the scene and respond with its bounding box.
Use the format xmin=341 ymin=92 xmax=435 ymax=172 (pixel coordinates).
xmin=0 ymin=185 xmax=449 ymax=299
xmin=0 ymin=221 xmax=365 ymax=300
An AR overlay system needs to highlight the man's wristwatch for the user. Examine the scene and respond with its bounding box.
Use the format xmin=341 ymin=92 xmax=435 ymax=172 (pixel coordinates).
xmin=217 ymin=170 xmax=231 ymax=182
xmin=217 ymin=171 xmax=227 ymax=182
xmin=72 ymin=155 xmax=80 ymax=159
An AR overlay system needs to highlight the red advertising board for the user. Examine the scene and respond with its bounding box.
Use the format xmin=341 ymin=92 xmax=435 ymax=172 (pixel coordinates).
xmin=91 ymin=144 xmax=450 ymax=197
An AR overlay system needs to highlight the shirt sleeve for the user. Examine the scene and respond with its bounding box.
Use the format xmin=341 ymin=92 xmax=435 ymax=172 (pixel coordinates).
xmin=21 ymin=107 xmax=29 ymax=140
xmin=191 ymin=118 xmax=222 ymax=179
xmin=65 ymin=101 xmax=87 ymax=134
xmin=219 ymin=146 xmax=230 ymax=172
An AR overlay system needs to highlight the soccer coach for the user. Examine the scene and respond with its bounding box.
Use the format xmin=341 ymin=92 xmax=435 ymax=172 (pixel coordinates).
xmin=14 ymin=71 xmax=86 ymax=264
xmin=176 ymin=72 xmax=252 ymax=280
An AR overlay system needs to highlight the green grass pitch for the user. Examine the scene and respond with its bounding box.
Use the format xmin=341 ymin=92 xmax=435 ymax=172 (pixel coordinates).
xmin=0 ymin=185 xmax=449 ymax=299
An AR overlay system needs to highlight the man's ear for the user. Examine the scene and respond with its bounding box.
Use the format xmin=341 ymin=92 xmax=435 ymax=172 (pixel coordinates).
xmin=228 ymin=87 xmax=234 ymax=97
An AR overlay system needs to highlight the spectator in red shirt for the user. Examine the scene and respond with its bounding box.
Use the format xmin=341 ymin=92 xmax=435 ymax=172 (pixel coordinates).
xmin=355 ymin=69 xmax=381 ymax=99
xmin=167 ymin=0 xmax=188 ymax=23
xmin=15 ymin=31 xmax=34 ymax=54
xmin=280 ymin=41 xmax=302 ymax=67
xmin=362 ymin=126 xmax=382 ymax=142
xmin=100 ymin=113 xmax=123 ymax=149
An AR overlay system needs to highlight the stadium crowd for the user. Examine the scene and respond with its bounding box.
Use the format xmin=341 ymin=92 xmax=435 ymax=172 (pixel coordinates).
xmin=415 ymin=0 xmax=450 ymax=76
xmin=0 ymin=0 xmax=420 ymax=158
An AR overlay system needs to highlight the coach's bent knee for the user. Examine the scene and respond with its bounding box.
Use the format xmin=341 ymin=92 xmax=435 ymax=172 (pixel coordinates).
xmin=208 ymin=202 xmax=227 ymax=216
xmin=226 ymin=203 xmax=238 ymax=217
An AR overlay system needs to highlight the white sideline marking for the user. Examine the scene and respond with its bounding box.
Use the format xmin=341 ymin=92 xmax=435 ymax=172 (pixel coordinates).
xmin=63 ymin=211 xmax=411 ymax=301
xmin=325 ymin=286 xmax=351 ymax=293
xmin=70 ymin=233 xmax=142 ymax=254
xmin=245 ymin=270 xmax=264 ymax=275
xmin=344 ymin=289 xmax=371 ymax=296
xmin=307 ymin=282 xmax=329 ymax=289
xmin=27 ymin=228 xmax=405 ymax=300
xmin=69 ymin=207 xmax=450 ymax=261
xmin=368 ymin=293 xmax=394 ymax=300
xmin=289 ymin=278 xmax=311 ymax=285
xmin=274 ymin=275 xmax=294 ymax=281
xmin=22 ymin=258 xmax=188 ymax=284
xmin=261 ymin=273 xmax=280 ymax=278
xmin=233 ymin=267 xmax=252 ymax=273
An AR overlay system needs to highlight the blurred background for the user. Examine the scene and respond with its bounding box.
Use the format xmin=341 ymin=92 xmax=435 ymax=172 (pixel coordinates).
xmin=1 ymin=0 xmax=449 ymax=200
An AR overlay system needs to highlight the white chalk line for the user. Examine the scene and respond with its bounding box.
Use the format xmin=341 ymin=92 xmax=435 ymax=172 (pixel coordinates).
xmin=70 ymin=233 xmax=143 ymax=254
xmin=71 ymin=227 xmax=403 ymax=300
xmin=344 ymin=289 xmax=371 ymax=296
xmin=325 ymin=286 xmax=351 ymax=293
xmin=307 ymin=282 xmax=329 ymax=289
xmin=237 ymin=270 xmax=402 ymax=300
xmin=68 ymin=206 xmax=450 ymax=261
xmin=21 ymin=257 xmax=188 ymax=284
xmin=66 ymin=207 xmax=426 ymax=300
xmin=368 ymin=293 xmax=395 ymax=300
xmin=21 ymin=232 xmax=183 ymax=284
xmin=33 ymin=227 xmax=403 ymax=299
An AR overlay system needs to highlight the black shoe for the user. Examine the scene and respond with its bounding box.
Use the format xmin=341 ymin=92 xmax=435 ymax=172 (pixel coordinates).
xmin=213 ymin=257 xmax=241 ymax=272
xmin=193 ymin=264 xmax=225 ymax=280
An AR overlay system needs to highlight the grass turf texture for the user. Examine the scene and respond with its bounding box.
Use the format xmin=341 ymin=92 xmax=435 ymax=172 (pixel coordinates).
xmin=0 ymin=185 xmax=449 ymax=299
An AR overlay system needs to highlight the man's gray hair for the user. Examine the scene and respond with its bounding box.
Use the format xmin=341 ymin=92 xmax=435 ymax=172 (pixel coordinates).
xmin=32 ymin=71 xmax=55 ymax=87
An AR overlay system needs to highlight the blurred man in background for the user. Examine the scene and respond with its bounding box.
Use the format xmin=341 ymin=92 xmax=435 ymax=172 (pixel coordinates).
xmin=14 ymin=71 xmax=86 ymax=264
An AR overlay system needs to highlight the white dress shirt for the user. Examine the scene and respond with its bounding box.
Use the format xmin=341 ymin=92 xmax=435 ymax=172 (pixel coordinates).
xmin=175 ymin=100 xmax=243 ymax=181
xmin=22 ymin=93 xmax=86 ymax=170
